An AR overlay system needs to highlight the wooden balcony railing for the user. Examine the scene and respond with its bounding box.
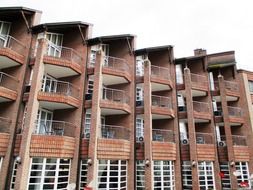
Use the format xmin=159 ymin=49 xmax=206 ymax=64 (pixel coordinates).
xmin=99 ymin=125 xmax=130 ymax=140
xmin=0 ymin=72 xmax=18 ymax=91
xmin=196 ymin=133 xmax=214 ymax=144
xmin=0 ymin=35 xmax=26 ymax=55
xmin=102 ymin=87 xmax=129 ymax=104
xmin=151 ymin=65 xmax=170 ymax=80
xmin=41 ymin=79 xmax=79 ymax=99
xmin=152 ymin=129 xmax=174 ymax=142
xmin=34 ymin=120 xmax=76 ymax=137
xmin=152 ymin=95 xmax=172 ymax=108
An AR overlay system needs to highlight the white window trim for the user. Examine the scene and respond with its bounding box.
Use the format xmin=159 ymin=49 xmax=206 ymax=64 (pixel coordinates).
xmin=198 ymin=161 xmax=215 ymax=190
xmin=79 ymin=159 xmax=88 ymax=190
xmin=236 ymin=162 xmax=251 ymax=188
xmin=97 ymin=160 xmax=127 ymax=190
xmin=136 ymin=160 xmax=145 ymax=189
xmin=27 ymin=158 xmax=71 ymax=190
xmin=153 ymin=160 xmax=175 ymax=189
xmin=182 ymin=161 xmax=192 ymax=188
xmin=220 ymin=162 xmax=231 ymax=190
xmin=10 ymin=159 xmax=18 ymax=190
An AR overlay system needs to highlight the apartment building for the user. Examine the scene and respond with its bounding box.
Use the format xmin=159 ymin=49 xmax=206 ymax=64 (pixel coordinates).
xmin=0 ymin=6 xmax=253 ymax=190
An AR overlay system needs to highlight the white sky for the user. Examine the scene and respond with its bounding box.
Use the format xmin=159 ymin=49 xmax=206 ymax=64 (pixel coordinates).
xmin=2 ymin=0 xmax=253 ymax=70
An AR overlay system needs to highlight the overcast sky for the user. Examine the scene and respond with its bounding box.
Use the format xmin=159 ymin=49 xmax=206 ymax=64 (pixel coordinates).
xmin=2 ymin=0 xmax=253 ymax=70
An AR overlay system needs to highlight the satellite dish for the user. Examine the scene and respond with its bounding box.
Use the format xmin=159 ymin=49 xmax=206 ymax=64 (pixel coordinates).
xmin=67 ymin=183 xmax=76 ymax=190
xmin=233 ymin=171 xmax=241 ymax=177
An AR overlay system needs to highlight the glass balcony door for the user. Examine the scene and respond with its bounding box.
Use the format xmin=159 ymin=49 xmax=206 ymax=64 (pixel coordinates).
xmin=36 ymin=108 xmax=53 ymax=135
xmin=46 ymin=32 xmax=63 ymax=57
xmin=42 ymin=75 xmax=57 ymax=93
xmin=0 ymin=21 xmax=11 ymax=47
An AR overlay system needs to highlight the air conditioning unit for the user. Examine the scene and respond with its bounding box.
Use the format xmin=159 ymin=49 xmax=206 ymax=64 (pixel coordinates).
xmin=85 ymin=94 xmax=92 ymax=100
xmin=218 ymin=141 xmax=226 ymax=147
xmin=178 ymin=106 xmax=187 ymax=112
xmin=138 ymin=136 xmax=144 ymax=142
xmin=85 ymin=133 xmax=90 ymax=139
xmin=182 ymin=139 xmax=189 ymax=145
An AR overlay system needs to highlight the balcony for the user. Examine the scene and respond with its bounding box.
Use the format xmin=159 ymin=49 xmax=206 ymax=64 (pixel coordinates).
xmin=37 ymin=79 xmax=80 ymax=109
xmin=190 ymin=73 xmax=208 ymax=96
xmin=212 ymin=80 xmax=239 ymax=102
xmin=196 ymin=133 xmax=215 ymax=160
xmin=100 ymin=88 xmax=131 ymax=114
xmin=232 ymin=135 xmax=249 ymax=161
xmin=232 ymin=135 xmax=247 ymax=146
xmin=196 ymin=133 xmax=214 ymax=144
xmin=227 ymin=106 xmax=244 ymax=125
xmin=99 ymin=125 xmax=130 ymax=140
xmin=0 ymin=117 xmax=11 ymax=156
xmin=43 ymin=41 xmax=83 ymax=77
xmin=0 ymin=72 xmax=18 ymax=102
xmin=34 ymin=119 xmax=76 ymax=137
xmin=193 ymin=101 xmax=211 ymax=122
xmin=31 ymin=119 xmax=76 ymax=157
xmin=0 ymin=35 xmax=26 ymax=68
xmin=151 ymin=65 xmax=172 ymax=91
xmin=151 ymin=95 xmax=174 ymax=119
xmin=152 ymin=129 xmax=176 ymax=160
xmin=97 ymin=125 xmax=131 ymax=160
xmin=152 ymin=129 xmax=174 ymax=142
xmin=102 ymin=56 xmax=131 ymax=85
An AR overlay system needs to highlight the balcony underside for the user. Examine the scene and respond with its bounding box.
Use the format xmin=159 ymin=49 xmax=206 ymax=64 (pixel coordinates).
xmin=181 ymin=89 xmax=207 ymax=97
xmin=38 ymin=92 xmax=79 ymax=109
xmin=102 ymin=74 xmax=129 ymax=85
xmin=100 ymin=108 xmax=129 ymax=115
xmin=233 ymin=146 xmax=250 ymax=161
xmin=44 ymin=63 xmax=80 ymax=78
xmin=100 ymin=100 xmax=131 ymax=114
xmin=215 ymin=121 xmax=242 ymax=127
xmin=0 ymin=49 xmax=24 ymax=69
xmin=213 ymin=95 xmax=239 ymax=102
xmin=151 ymin=82 xmax=171 ymax=91
xmin=179 ymin=118 xmax=210 ymax=123
xmin=151 ymin=108 xmax=175 ymax=119
xmin=0 ymin=87 xmax=17 ymax=102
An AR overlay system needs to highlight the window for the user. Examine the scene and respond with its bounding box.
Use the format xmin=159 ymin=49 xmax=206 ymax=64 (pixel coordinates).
xmin=249 ymin=81 xmax=253 ymax=93
xmin=79 ymin=159 xmax=88 ymax=190
xmin=0 ymin=21 xmax=11 ymax=47
xmin=136 ymin=160 xmax=145 ymax=190
xmin=41 ymin=75 xmax=57 ymax=93
xmin=10 ymin=159 xmax=18 ymax=190
xmin=102 ymin=44 xmax=109 ymax=66
xmin=235 ymin=162 xmax=251 ymax=188
xmin=46 ymin=32 xmax=63 ymax=57
xmin=198 ymin=161 xmax=215 ymax=190
xmin=182 ymin=161 xmax=192 ymax=189
xmin=97 ymin=160 xmax=127 ymax=190
xmin=86 ymin=76 xmax=94 ymax=95
xmin=220 ymin=162 xmax=231 ymax=190
xmin=0 ymin=157 xmax=2 ymax=171
xmin=136 ymin=59 xmax=144 ymax=76
xmin=84 ymin=110 xmax=91 ymax=138
xmin=176 ymin=65 xmax=183 ymax=84
xmin=153 ymin=160 xmax=175 ymax=189
xmin=136 ymin=117 xmax=144 ymax=141
xmin=28 ymin=158 xmax=70 ymax=190
xmin=90 ymin=45 xmax=99 ymax=66
xmin=35 ymin=108 xmax=53 ymax=135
